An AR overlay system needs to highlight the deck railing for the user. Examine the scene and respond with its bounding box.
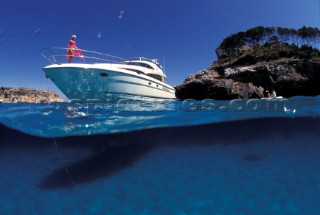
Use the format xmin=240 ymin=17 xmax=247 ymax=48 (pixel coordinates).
xmin=40 ymin=47 xmax=125 ymax=64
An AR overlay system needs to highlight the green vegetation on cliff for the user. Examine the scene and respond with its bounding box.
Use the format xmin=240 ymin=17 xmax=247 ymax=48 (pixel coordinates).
xmin=215 ymin=26 xmax=320 ymax=66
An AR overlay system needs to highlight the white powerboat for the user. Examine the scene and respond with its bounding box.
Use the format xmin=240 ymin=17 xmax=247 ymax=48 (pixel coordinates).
xmin=41 ymin=48 xmax=176 ymax=102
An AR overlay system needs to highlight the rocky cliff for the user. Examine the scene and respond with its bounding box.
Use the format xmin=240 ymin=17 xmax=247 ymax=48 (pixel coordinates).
xmin=175 ymin=58 xmax=320 ymax=100
xmin=0 ymin=87 xmax=65 ymax=103
xmin=175 ymin=26 xmax=320 ymax=100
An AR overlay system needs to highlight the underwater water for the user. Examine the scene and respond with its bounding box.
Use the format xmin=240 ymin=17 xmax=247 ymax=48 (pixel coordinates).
xmin=1 ymin=97 xmax=320 ymax=214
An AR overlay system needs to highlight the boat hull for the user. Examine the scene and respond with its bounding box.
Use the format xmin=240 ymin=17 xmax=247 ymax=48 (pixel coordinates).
xmin=43 ymin=64 xmax=176 ymax=102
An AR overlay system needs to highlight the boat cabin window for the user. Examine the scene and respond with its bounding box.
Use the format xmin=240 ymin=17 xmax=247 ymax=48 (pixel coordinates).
xmin=147 ymin=74 xmax=164 ymax=82
xmin=121 ymin=68 xmax=145 ymax=74
xmin=125 ymin=62 xmax=154 ymax=70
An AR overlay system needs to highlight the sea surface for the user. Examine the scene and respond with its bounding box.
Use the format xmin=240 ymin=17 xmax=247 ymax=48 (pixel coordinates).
xmin=1 ymin=97 xmax=320 ymax=214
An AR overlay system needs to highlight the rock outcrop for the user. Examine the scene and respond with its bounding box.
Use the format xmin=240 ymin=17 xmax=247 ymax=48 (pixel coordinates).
xmin=175 ymin=58 xmax=320 ymax=100
xmin=0 ymin=87 xmax=65 ymax=103
xmin=176 ymin=26 xmax=320 ymax=100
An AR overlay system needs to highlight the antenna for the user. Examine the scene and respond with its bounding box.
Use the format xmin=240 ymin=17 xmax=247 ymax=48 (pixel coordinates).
xmin=163 ymin=56 xmax=166 ymax=74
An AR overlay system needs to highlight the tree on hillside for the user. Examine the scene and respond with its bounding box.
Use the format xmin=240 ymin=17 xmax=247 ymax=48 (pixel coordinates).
xmin=245 ymin=26 xmax=266 ymax=57
xmin=297 ymin=26 xmax=320 ymax=48
xmin=219 ymin=31 xmax=246 ymax=62
xmin=277 ymin=27 xmax=290 ymax=44
xmin=298 ymin=26 xmax=310 ymax=46
xmin=263 ymin=27 xmax=276 ymax=44
xmin=245 ymin=26 xmax=265 ymax=44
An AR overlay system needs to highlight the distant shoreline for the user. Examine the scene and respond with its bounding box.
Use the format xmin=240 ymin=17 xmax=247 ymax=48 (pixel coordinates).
xmin=0 ymin=87 xmax=65 ymax=103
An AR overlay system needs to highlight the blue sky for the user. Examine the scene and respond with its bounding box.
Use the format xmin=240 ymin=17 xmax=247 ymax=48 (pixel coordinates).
xmin=0 ymin=0 xmax=319 ymax=95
